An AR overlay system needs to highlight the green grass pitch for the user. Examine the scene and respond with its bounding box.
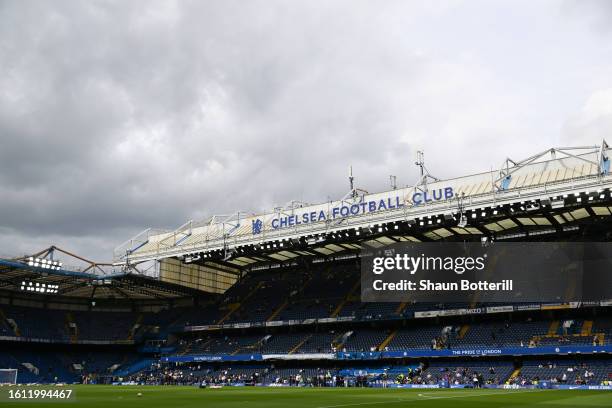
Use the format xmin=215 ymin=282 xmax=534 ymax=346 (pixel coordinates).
xmin=1 ymin=385 xmax=611 ymax=407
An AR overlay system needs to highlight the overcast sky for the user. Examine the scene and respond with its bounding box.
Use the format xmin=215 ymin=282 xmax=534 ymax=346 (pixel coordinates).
xmin=1 ymin=0 xmax=612 ymax=261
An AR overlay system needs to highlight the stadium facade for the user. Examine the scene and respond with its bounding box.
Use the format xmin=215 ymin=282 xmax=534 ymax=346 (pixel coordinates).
xmin=115 ymin=142 xmax=612 ymax=266
xmin=0 ymin=142 xmax=611 ymax=390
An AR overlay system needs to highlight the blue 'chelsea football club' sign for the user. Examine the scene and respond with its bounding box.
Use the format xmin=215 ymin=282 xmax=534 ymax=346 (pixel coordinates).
xmin=252 ymin=187 xmax=454 ymax=235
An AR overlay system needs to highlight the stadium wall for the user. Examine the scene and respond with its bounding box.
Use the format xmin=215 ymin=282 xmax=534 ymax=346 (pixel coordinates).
xmin=159 ymin=258 xmax=237 ymax=294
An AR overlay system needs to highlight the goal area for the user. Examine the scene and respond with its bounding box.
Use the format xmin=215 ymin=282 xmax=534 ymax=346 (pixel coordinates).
xmin=0 ymin=369 xmax=17 ymax=385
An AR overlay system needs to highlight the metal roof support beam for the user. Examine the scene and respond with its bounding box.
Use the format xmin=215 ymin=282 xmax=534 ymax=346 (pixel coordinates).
xmin=159 ymin=220 xmax=193 ymax=248
xmin=495 ymin=141 xmax=608 ymax=191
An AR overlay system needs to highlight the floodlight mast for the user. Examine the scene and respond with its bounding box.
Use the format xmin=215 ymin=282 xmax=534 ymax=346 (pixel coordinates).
xmin=333 ymin=165 xmax=369 ymax=226
xmin=415 ymin=151 xmax=425 ymax=177
xmin=390 ymin=175 xmax=397 ymax=190
xmin=340 ymin=165 xmax=368 ymax=202
xmin=411 ymin=150 xmax=440 ymax=197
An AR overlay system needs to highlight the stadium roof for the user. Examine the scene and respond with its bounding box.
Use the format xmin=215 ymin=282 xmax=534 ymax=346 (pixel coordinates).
xmin=0 ymin=247 xmax=211 ymax=300
xmin=116 ymin=141 xmax=612 ymax=268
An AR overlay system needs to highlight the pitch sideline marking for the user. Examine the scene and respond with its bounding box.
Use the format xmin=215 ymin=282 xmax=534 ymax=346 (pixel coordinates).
xmin=417 ymin=389 xmax=548 ymax=399
xmin=316 ymin=389 xmax=549 ymax=408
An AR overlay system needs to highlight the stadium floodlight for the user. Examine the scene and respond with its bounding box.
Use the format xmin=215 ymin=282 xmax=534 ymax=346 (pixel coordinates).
xmin=530 ymin=228 xmax=556 ymax=236
xmin=27 ymin=257 xmax=62 ymax=270
xmin=20 ymin=280 xmax=59 ymax=294
xmin=458 ymin=214 xmax=468 ymax=228
xmin=306 ymin=236 xmax=324 ymax=245
xmin=526 ymin=203 xmax=541 ymax=211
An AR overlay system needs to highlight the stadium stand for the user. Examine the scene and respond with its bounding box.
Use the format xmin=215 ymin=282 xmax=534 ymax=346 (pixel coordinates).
xmin=514 ymin=360 xmax=612 ymax=386
xmin=421 ymin=361 xmax=515 ymax=385
xmin=1 ymin=144 xmax=612 ymax=388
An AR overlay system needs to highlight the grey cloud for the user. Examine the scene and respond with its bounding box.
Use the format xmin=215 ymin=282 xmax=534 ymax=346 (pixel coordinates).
xmin=1 ymin=0 xmax=611 ymax=260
